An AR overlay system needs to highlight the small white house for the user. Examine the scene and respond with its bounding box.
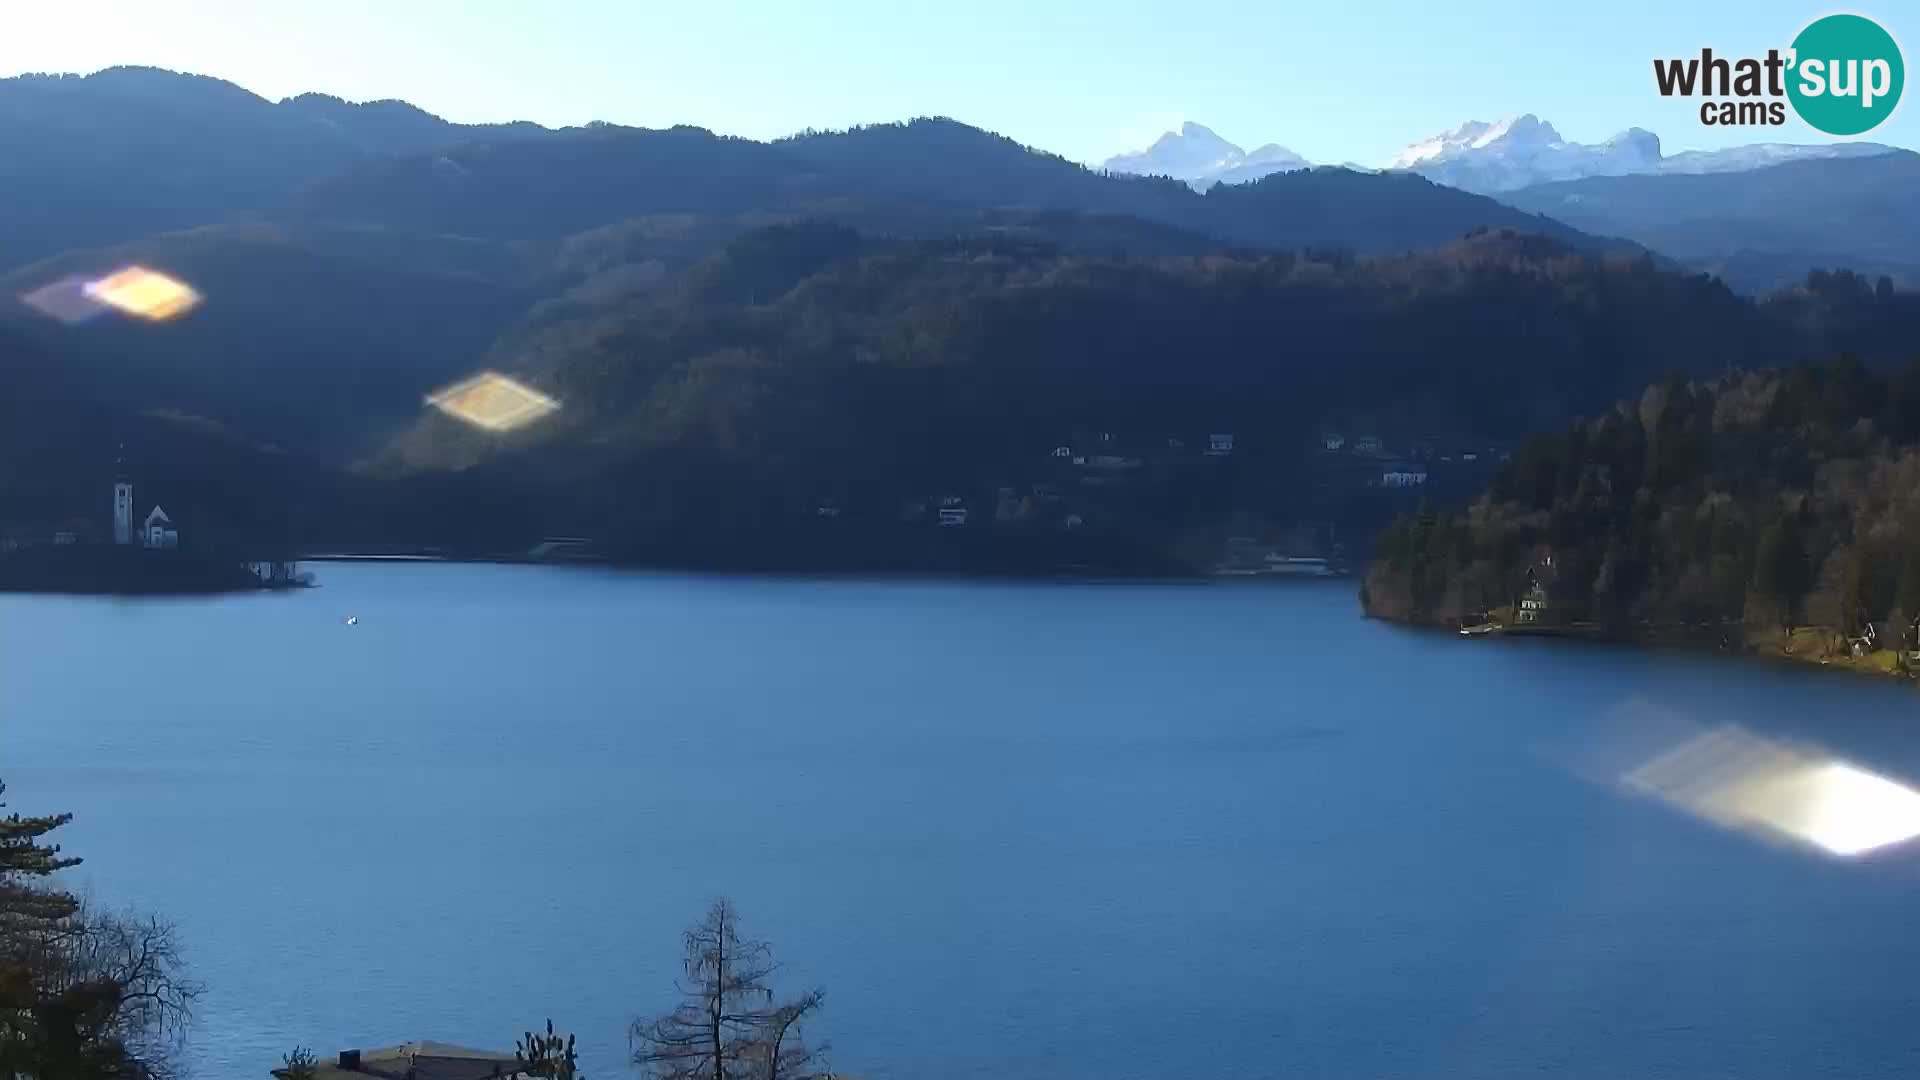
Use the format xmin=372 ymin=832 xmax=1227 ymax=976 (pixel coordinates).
xmin=142 ymin=506 xmax=179 ymax=550
xmin=1051 ymin=446 xmax=1073 ymax=459
xmin=1321 ymin=431 xmax=1346 ymax=451
xmin=938 ymin=507 xmax=969 ymax=527
xmin=1207 ymin=433 xmax=1235 ymax=455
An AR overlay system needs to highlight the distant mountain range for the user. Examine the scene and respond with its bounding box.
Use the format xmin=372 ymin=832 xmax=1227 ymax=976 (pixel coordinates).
xmin=1497 ymin=150 xmax=1920 ymax=292
xmin=1096 ymin=113 xmax=1917 ymax=289
xmin=1387 ymin=115 xmax=1899 ymax=194
xmin=0 ymin=67 xmax=1634 ymax=467
xmin=1103 ymin=113 xmax=1900 ymax=195
xmin=3 ymin=66 xmax=1918 ymax=566
xmin=1099 ymin=123 xmax=1310 ymax=190
xmin=0 ymin=66 xmax=549 ymax=268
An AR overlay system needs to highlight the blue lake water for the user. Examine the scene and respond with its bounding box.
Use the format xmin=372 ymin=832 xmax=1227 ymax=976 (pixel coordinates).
xmin=6 ymin=563 xmax=1920 ymax=1079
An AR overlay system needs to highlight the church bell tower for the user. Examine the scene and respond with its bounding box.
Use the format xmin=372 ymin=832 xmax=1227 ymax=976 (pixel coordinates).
xmin=112 ymin=445 xmax=134 ymax=546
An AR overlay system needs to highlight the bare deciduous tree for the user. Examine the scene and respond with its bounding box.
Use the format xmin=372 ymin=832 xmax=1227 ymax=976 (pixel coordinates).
xmin=43 ymin=902 xmax=199 ymax=1079
xmin=1 ymin=779 xmax=200 ymax=1080
xmin=629 ymin=899 xmax=826 ymax=1080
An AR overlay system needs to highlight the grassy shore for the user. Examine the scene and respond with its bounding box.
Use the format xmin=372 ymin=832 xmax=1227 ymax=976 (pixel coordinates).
xmin=1448 ymin=607 xmax=1918 ymax=682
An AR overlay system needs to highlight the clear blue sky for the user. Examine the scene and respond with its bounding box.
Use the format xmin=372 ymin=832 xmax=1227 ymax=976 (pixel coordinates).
xmin=2 ymin=0 xmax=1912 ymax=165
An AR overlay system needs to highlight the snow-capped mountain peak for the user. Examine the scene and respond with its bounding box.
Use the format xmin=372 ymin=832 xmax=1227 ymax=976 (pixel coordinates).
xmin=1102 ymin=123 xmax=1310 ymax=190
xmin=1384 ymin=113 xmax=1899 ymax=192
xmin=1389 ymin=115 xmax=1680 ymax=192
xmin=1101 ymin=114 xmax=1901 ymax=197
xmin=1388 ymin=114 xmax=1568 ymax=170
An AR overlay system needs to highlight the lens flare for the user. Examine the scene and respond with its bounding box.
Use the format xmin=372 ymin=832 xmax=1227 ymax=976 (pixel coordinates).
xmin=84 ymin=266 xmax=202 ymax=321
xmin=18 ymin=275 xmax=113 ymax=325
xmin=1621 ymin=725 xmax=1920 ymax=857
xmin=425 ymin=371 xmax=561 ymax=432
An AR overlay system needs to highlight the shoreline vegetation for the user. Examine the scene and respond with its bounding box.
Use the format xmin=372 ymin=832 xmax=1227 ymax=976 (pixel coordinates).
xmin=1362 ymin=358 xmax=1920 ymax=684
xmin=0 ymin=545 xmax=307 ymax=596
xmin=1383 ymin=604 xmax=1920 ymax=682
xmin=0 ymin=544 xmax=1356 ymax=596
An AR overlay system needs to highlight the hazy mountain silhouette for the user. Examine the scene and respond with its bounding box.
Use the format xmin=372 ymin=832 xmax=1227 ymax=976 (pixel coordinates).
xmin=1499 ymin=151 xmax=1920 ymax=291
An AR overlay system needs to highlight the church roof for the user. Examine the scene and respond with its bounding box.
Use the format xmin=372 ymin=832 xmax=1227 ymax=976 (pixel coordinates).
xmin=143 ymin=505 xmax=173 ymax=527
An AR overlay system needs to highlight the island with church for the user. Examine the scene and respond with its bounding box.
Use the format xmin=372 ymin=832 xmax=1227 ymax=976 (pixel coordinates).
xmin=0 ymin=449 xmax=312 ymax=595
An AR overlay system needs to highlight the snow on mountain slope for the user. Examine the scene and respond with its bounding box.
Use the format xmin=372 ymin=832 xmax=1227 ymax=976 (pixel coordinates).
xmin=1103 ymin=115 xmax=1903 ymax=196
xmin=1101 ymin=123 xmax=1308 ymax=190
xmin=1659 ymin=141 xmax=1899 ymax=174
xmin=1387 ymin=114 xmax=1898 ymax=192
xmin=1386 ymin=115 xmax=1661 ymax=192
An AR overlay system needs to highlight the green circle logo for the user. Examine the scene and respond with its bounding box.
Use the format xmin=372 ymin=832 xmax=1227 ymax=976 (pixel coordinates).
xmin=1787 ymin=14 xmax=1904 ymax=135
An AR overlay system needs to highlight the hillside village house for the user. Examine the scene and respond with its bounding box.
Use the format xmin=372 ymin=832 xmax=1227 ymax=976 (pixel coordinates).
xmin=1517 ymin=553 xmax=1559 ymax=624
xmin=1518 ymin=580 xmax=1550 ymax=623
xmin=1381 ymin=462 xmax=1429 ymax=487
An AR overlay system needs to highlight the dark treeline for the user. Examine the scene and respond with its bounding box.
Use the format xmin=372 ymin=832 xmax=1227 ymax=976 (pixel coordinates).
xmin=9 ymin=217 xmax=1920 ymax=572
xmin=1364 ymin=356 xmax=1920 ymax=656
xmin=358 ymin=224 xmax=1920 ymax=562
xmin=290 ymin=117 xmax=1621 ymax=258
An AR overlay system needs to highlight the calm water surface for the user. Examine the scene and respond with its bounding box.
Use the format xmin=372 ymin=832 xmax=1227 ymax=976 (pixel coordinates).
xmin=6 ymin=564 xmax=1920 ymax=1079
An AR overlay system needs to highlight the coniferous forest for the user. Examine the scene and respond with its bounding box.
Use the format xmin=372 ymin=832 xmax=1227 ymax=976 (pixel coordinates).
xmin=1364 ymin=356 xmax=1920 ymax=667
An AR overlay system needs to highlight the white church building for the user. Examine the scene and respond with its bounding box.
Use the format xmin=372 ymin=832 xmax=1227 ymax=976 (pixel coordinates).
xmin=112 ymin=468 xmax=180 ymax=550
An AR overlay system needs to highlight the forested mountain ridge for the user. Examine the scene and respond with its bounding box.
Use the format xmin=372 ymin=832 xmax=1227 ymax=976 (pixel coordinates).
xmin=5 ymin=67 xmax=1919 ymax=574
xmin=0 ymin=222 xmax=529 ymax=459
xmin=0 ymin=67 xmax=548 ymax=270
xmin=375 ymin=227 xmax=1726 ymax=476
xmin=3 ymin=68 xmax=1655 ymax=480
xmin=1362 ymin=354 xmax=1920 ymax=664
xmin=350 ymin=225 xmax=1920 ymax=564
xmin=1498 ymin=152 xmax=1920 ymax=293
xmin=288 ymin=117 xmax=1633 ymax=258
xmin=0 ymin=320 xmax=323 ymax=552
xmin=4 ymin=66 xmax=1636 ymax=278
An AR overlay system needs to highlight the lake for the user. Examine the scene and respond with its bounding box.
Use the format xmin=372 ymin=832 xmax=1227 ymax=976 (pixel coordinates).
xmin=7 ymin=563 xmax=1920 ymax=1079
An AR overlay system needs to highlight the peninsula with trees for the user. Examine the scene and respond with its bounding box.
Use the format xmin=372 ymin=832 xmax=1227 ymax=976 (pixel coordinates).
xmin=1363 ymin=355 xmax=1920 ymax=676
